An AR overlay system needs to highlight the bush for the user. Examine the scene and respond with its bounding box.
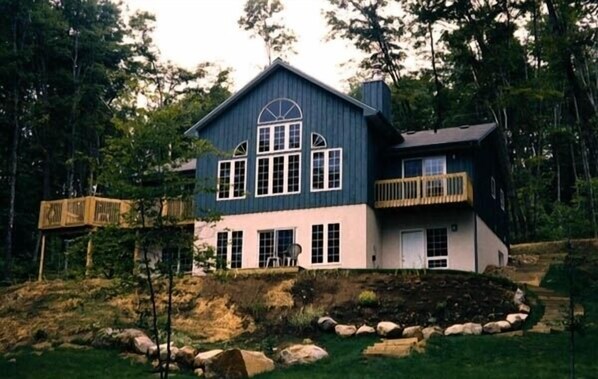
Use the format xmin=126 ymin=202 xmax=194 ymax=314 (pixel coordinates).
xmin=358 ymin=290 xmax=378 ymax=307
xmin=288 ymin=305 xmax=324 ymax=332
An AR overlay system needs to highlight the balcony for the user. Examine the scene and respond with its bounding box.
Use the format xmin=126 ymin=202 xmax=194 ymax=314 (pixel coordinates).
xmin=375 ymin=172 xmax=473 ymax=209
xmin=38 ymin=196 xmax=194 ymax=230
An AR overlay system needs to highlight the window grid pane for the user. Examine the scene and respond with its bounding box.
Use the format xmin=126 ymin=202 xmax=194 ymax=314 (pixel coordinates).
xmin=258 ymin=128 xmax=270 ymax=153
xmin=231 ymin=231 xmax=243 ymax=269
xmin=426 ymin=228 xmax=448 ymax=258
xmin=288 ymin=154 xmax=300 ymax=192
xmin=259 ymin=231 xmax=274 ymax=268
xmin=274 ymin=125 xmax=285 ymax=151
xmin=216 ymin=232 xmax=228 ymax=269
xmin=327 ymin=223 xmax=340 ymax=263
xmin=276 ymin=229 xmax=294 ymax=259
xmin=257 ymin=158 xmax=269 ymax=195
xmin=311 ymin=225 xmax=324 ymax=264
xmin=428 ymin=259 xmax=447 ymax=268
xmin=233 ymin=161 xmax=245 ymax=198
xmin=289 ymin=123 xmax=301 ymax=149
xmin=218 ymin=162 xmax=231 ymax=199
xmin=328 ymin=150 xmax=341 ymax=189
xmin=312 ymin=152 xmax=325 ymax=190
xmin=272 ymin=156 xmax=285 ymax=194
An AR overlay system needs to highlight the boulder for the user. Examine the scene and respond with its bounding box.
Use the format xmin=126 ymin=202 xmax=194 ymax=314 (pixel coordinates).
xmin=133 ymin=335 xmax=155 ymax=355
xmin=518 ymin=304 xmax=531 ymax=313
xmin=506 ymin=313 xmax=529 ymax=329
xmin=302 ymin=338 xmax=313 ymax=345
xmin=204 ymin=349 xmax=275 ymax=378
xmin=422 ymin=326 xmax=443 ymax=340
xmin=176 ymin=345 xmax=198 ymax=367
xmin=194 ymin=368 xmax=205 ymax=377
xmin=355 ymin=325 xmax=376 ymax=336
xmin=514 ymin=288 xmax=526 ymax=305
xmin=462 ymin=323 xmax=483 ymax=335
xmin=402 ymin=326 xmax=424 ymax=341
xmin=482 ymin=322 xmax=501 ymax=334
xmin=317 ymin=316 xmax=337 ymax=332
xmin=148 ymin=343 xmax=178 ymax=361
xmin=278 ymin=344 xmax=329 ymax=365
xmin=153 ymin=360 xmax=180 ymax=372
xmin=376 ymin=321 xmax=403 ymax=339
xmin=444 ymin=324 xmax=465 ymax=336
xmin=335 ymin=324 xmax=356 ymax=337
xmin=116 ymin=328 xmax=147 ymax=349
xmin=497 ymin=320 xmax=512 ymax=331
xmin=193 ymin=349 xmax=224 ymax=369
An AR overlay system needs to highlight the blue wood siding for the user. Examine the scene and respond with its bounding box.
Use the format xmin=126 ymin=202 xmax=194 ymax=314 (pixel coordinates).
xmin=195 ymin=69 xmax=369 ymax=216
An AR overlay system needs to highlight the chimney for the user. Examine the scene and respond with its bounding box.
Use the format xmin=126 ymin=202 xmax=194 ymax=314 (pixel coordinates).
xmin=361 ymin=77 xmax=392 ymax=123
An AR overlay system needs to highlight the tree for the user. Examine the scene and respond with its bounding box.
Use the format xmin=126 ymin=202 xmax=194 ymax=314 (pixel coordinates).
xmin=238 ymin=0 xmax=297 ymax=65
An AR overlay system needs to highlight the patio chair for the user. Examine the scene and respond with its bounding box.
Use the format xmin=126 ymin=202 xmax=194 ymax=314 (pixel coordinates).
xmin=283 ymin=243 xmax=302 ymax=266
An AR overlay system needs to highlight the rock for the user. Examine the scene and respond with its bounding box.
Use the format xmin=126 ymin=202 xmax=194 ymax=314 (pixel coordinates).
xmin=462 ymin=323 xmax=483 ymax=335
xmin=482 ymin=322 xmax=501 ymax=334
xmin=193 ymin=349 xmax=224 ymax=369
xmin=204 ymin=349 xmax=275 ymax=378
xmin=422 ymin=326 xmax=443 ymax=340
xmin=153 ymin=360 xmax=180 ymax=372
xmin=278 ymin=344 xmax=329 ymax=365
xmin=148 ymin=343 xmax=178 ymax=361
xmin=506 ymin=313 xmax=529 ymax=329
xmin=402 ymin=326 xmax=424 ymax=341
xmin=518 ymin=304 xmax=531 ymax=313
xmin=376 ymin=321 xmax=403 ymax=338
xmin=133 ymin=335 xmax=156 ymax=355
xmin=302 ymin=338 xmax=313 ymax=345
xmin=317 ymin=316 xmax=337 ymax=332
xmin=194 ymin=368 xmax=205 ymax=377
xmin=514 ymin=288 xmax=526 ymax=305
xmin=116 ymin=328 xmax=147 ymax=349
xmin=32 ymin=341 xmax=53 ymax=351
xmin=444 ymin=324 xmax=465 ymax=336
xmin=58 ymin=342 xmax=89 ymax=350
xmin=92 ymin=327 xmax=117 ymax=348
xmin=356 ymin=325 xmax=376 ymax=336
xmin=335 ymin=324 xmax=356 ymax=337
xmin=176 ymin=345 xmax=198 ymax=367
xmin=496 ymin=320 xmax=512 ymax=331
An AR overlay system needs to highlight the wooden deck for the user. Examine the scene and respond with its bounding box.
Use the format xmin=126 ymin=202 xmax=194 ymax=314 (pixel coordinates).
xmin=38 ymin=196 xmax=194 ymax=230
xmin=374 ymin=172 xmax=473 ymax=209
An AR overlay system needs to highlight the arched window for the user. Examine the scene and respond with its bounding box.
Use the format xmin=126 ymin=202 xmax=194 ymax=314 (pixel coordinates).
xmin=257 ymin=98 xmax=302 ymax=124
xmin=233 ymin=141 xmax=247 ymax=157
xmin=311 ymin=132 xmax=327 ymax=149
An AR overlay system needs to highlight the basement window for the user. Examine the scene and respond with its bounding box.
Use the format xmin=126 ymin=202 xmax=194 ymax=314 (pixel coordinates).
xmin=426 ymin=228 xmax=448 ymax=269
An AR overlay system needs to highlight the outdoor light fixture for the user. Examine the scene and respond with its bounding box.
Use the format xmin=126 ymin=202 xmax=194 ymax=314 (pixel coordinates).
xmin=451 ymin=224 xmax=458 ymax=232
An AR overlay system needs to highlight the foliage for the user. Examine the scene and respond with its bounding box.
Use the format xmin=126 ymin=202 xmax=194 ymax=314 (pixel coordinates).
xmin=357 ymin=290 xmax=378 ymax=307
xmin=238 ymin=0 xmax=297 ymax=64
xmin=287 ymin=305 xmax=325 ymax=332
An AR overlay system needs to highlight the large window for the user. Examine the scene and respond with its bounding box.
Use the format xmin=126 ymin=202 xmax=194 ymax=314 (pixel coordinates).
xmin=311 ymin=149 xmax=342 ymax=191
xmin=257 ymin=123 xmax=302 ymax=154
xmin=161 ymin=247 xmax=193 ymax=274
xmin=258 ymin=229 xmax=295 ymax=267
xmin=216 ymin=230 xmax=244 ymax=269
xmin=256 ymin=154 xmax=300 ymax=196
xmin=426 ymin=228 xmax=448 ymax=268
xmin=403 ymin=156 xmax=446 ymax=197
xmin=311 ymin=223 xmax=341 ymax=264
xmin=217 ymin=159 xmax=246 ymax=200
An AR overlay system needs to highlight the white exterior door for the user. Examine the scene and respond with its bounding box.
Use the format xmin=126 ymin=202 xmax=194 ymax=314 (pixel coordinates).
xmin=401 ymin=230 xmax=425 ymax=269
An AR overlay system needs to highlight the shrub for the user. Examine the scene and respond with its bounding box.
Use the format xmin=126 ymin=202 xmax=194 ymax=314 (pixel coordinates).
xmin=358 ymin=290 xmax=378 ymax=307
xmin=288 ymin=305 xmax=325 ymax=332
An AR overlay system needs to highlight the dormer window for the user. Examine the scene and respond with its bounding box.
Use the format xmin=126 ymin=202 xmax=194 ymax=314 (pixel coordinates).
xmin=311 ymin=133 xmax=327 ymax=149
xmin=233 ymin=141 xmax=248 ymax=157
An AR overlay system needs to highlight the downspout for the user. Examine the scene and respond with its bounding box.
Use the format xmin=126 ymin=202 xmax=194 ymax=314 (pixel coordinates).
xmin=474 ymin=211 xmax=479 ymax=273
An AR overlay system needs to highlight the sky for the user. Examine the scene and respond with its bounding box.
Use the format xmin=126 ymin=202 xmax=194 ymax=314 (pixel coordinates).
xmin=123 ymin=0 xmax=365 ymax=92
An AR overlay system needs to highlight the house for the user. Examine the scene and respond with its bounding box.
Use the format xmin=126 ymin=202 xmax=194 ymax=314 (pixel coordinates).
xmin=185 ymin=59 xmax=509 ymax=274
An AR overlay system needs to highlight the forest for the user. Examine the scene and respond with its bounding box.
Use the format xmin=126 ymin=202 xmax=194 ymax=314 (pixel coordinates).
xmin=1 ymin=0 xmax=597 ymax=282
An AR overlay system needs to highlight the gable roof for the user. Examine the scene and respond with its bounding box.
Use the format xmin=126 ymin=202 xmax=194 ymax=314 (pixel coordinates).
xmin=184 ymin=59 xmax=401 ymax=141
xmin=392 ymin=123 xmax=497 ymax=151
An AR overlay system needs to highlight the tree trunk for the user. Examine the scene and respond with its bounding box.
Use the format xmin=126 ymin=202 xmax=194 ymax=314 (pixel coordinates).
xmin=4 ymin=93 xmax=20 ymax=282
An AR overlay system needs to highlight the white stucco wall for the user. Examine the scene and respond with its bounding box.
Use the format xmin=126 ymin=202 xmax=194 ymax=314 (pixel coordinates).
xmin=192 ymin=204 xmax=370 ymax=274
xmin=379 ymin=209 xmax=476 ymax=271
xmin=476 ymin=215 xmax=509 ymax=272
xmin=366 ymin=206 xmax=382 ymax=269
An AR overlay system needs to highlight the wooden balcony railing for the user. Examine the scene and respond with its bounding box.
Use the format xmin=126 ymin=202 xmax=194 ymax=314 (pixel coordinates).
xmin=375 ymin=172 xmax=473 ymax=209
xmin=38 ymin=196 xmax=195 ymax=230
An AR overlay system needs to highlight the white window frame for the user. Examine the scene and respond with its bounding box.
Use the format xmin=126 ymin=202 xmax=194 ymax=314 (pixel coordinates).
xmin=311 ymin=132 xmax=327 ymax=149
xmin=233 ymin=140 xmax=248 ymax=157
xmin=402 ymin=155 xmax=447 ymax=178
xmin=311 ymin=148 xmax=343 ymax=192
xmin=256 ymin=122 xmax=302 ymax=155
xmin=500 ymin=188 xmax=505 ymax=211
xmin=255 ymin=153 xmax=301 ymax=197
xmin=425 ymin=227 xmax=449 ymax=269
xmin=217 ymin=159 xmax=247 ymax=201
xmin=491 ymin=176 xmax=496 ymax=199
xmin=311 ymin=223 xmax=342 ymax=266
xmin=216 ymin=230 xmax=243 ymax=269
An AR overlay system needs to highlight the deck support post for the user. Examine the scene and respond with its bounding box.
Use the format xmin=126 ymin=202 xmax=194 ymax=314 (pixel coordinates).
xmin=38 ymin=233 xmax=46 ymax=281
xmin=85 ymin=232 xmax=94 ymax=277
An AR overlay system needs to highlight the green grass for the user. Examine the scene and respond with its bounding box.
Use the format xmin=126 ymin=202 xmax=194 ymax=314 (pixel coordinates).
xmin=0 ymin=347 xmax=196 ymax=379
